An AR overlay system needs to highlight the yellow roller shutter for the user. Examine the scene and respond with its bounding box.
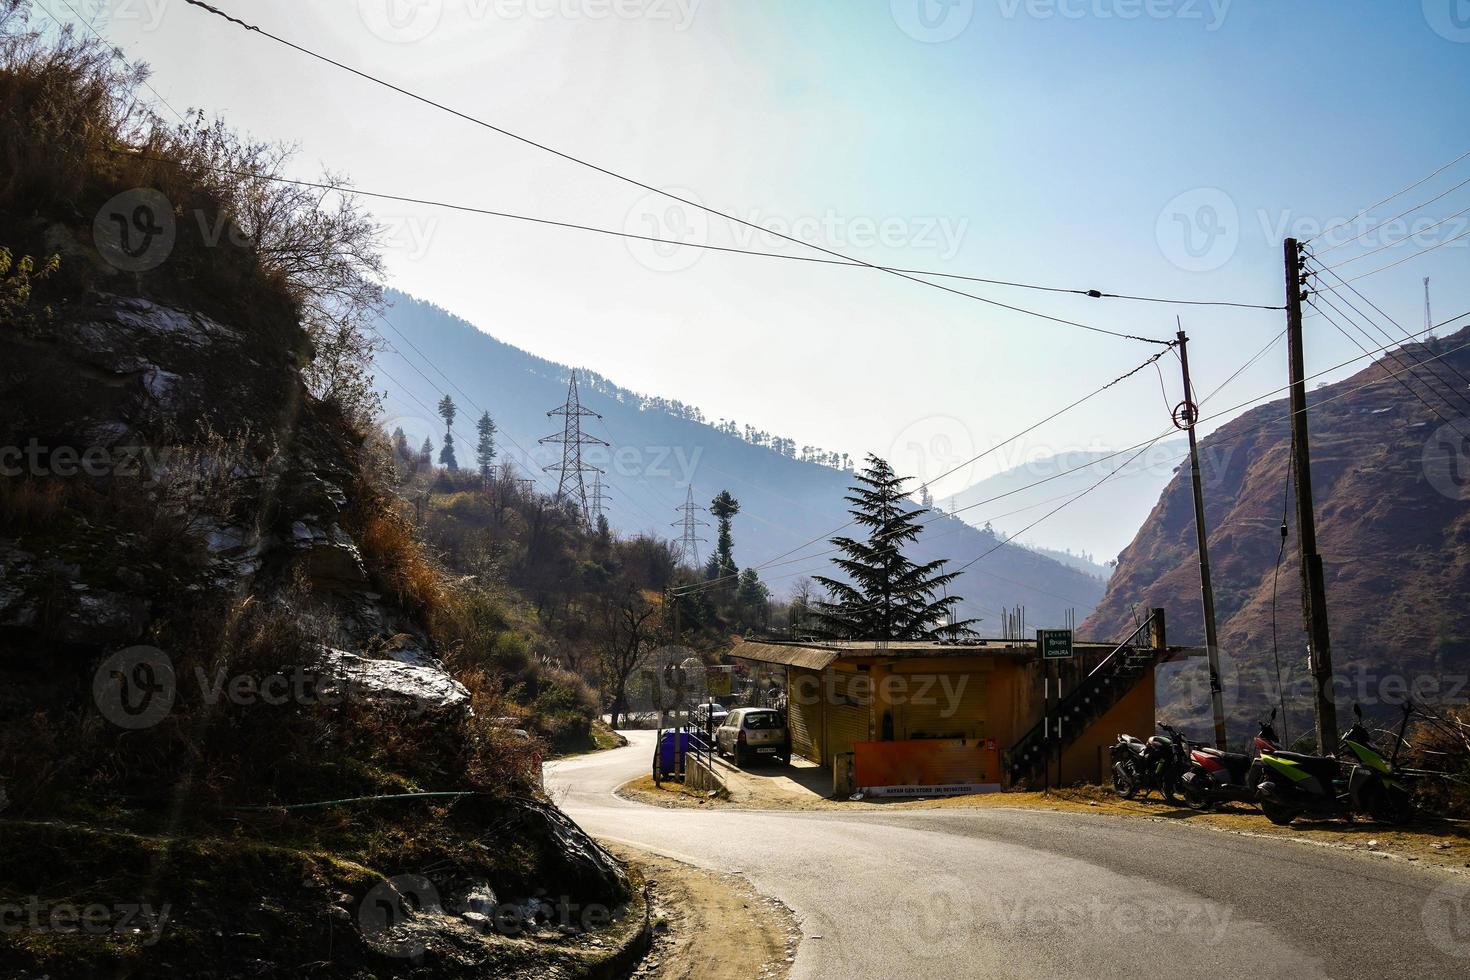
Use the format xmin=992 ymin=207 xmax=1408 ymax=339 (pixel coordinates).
xmin=825 ymin=672 xmax=872 ymax=763
xmin=899 ymin=672 xmax=987 ymax=741
xmin=787 ymin=667 xmax=823 ymax=763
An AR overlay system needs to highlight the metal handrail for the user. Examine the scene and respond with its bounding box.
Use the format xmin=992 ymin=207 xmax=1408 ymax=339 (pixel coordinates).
xmin=1086 ymin=613 xmax=1159 ymax=679
xmin=1009 ymin=612 xmax=1160 ymax=775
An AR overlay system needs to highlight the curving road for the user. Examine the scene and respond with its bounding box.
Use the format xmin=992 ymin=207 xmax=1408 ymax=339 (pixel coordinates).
xmin=547 ymin=731 xmax=1470 ymax=980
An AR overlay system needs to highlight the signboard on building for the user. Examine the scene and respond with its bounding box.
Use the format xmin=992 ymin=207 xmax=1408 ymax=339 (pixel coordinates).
xmin=1038 ymin=629 xmax=1074 ymax=660
xmin=707 ymin=667 xmax=733 ymax=696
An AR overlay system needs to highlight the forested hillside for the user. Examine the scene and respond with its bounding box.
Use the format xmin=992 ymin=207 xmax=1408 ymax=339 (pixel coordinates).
xmin=376 ymin=292 xmax=1106 ymax=626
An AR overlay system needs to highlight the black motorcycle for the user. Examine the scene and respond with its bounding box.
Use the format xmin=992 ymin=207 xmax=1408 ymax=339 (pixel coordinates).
xmin=1178 ymin=711 xmax=1283 ymax=811
xmin=1110 ymin=724 xmax=1186 ymax=802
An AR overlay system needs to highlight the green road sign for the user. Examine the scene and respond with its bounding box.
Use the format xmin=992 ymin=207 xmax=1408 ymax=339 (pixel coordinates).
xmin=1038 ymin=629 xmax=1074 ymax=661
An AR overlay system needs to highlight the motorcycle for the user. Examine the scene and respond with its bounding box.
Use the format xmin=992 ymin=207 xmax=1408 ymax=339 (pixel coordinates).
xmin=1254 ymin=704 xmax=1415 ymax=826
xmin=1110 ymin=724 xmax=1186 ymax=802
xmin=1179 ymin=710 xmax=1283 ymax=811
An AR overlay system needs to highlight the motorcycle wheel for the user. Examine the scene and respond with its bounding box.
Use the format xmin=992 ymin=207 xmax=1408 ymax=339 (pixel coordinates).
xmin=1259 ymin=799 xmax=1297 ymax=826
xmin=1113 ymin=763 xmax=1139 ymax=800
xmin=1362 ymin=781 xmax=1416 ymax=826
xmin=1182 ymin=779 xmax=1213 ymax=812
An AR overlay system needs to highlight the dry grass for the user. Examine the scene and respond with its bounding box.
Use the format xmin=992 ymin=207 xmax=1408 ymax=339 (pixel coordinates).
xmin=356 ymin=507 xmax=443 ymax=623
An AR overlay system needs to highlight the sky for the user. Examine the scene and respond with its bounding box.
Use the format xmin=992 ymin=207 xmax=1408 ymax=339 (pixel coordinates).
xmin=42 ymin=0 xmax=1470 ymax=503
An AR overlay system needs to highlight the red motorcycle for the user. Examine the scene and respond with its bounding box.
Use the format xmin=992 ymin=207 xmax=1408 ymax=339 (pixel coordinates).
xmin=1179 ymin=710 xmax=1283 ymax=811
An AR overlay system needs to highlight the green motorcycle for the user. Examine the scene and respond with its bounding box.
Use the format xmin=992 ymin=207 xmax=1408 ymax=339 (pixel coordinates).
xmin=1254 ymin=704 xmax=1415 ymax=826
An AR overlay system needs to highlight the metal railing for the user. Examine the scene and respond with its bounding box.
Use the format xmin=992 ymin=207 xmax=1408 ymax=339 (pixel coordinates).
xmin=1008 ymin=613 xmax=1161 ymax=785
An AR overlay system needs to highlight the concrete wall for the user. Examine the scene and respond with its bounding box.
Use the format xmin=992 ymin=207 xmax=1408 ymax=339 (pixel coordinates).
xmin=1059 ymin=665 xmax=1157 ymax=785
xmin=685 ymin=755 xmax=726 ymax=795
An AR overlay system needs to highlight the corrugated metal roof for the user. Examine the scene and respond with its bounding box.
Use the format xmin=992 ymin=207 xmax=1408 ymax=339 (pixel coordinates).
xmin=729 ymin=640 xmax=841 ymax=671
xmin=731 ymin=637 xmax=1169 ymax=668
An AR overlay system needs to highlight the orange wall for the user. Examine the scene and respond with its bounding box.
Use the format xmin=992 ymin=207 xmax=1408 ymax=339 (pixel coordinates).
xmin=781 ymin=656 xmax=1157 ymax=787
xmin=1058 ymin=665 xmax=1156 ymax=785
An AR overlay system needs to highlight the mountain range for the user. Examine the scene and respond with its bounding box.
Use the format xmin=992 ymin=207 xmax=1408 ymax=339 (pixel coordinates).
xmin=374 ymin=290 xmax=1106 ymax=626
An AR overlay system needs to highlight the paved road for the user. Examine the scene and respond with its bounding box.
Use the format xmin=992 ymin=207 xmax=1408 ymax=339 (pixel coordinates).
xmin=547 ymin=731 xmax=1470 ymax=980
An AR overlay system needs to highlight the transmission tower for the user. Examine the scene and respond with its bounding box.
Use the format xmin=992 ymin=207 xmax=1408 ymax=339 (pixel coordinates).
xmin=671 ymin=485 xmax=709 ymax=568
xmin=1425 ymin=277 xmax=1434 ymax=339
xmin=590 ymin=472 xmax=610 ymax=524
xmin=540 ymin=370 xmax=607 ymax=526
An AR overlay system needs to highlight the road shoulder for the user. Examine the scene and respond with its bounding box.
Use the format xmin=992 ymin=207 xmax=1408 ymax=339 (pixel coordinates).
xmin=618 ymin=773 xmax=1470 ymax=874
xmin=606 ymin=843 xmax=801 ymax=980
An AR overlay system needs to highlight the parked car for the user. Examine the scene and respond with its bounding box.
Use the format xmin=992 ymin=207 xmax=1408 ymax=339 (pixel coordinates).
xmin=716 ymin=707 xmax=789 ymax=766
xmin=692 ymin=701 xmax=728 ymax=733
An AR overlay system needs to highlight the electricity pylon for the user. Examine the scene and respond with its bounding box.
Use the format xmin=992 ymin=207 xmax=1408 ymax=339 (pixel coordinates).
xmin=590 ymin=472 xmax=610 ymax=524
xmin=541 ymin=370 xmax=607 ymax=526
xmin=671 ymin=485 xmax=709 ymax=568
xmin=1425 ymin=277 xmax=1434 ymax=339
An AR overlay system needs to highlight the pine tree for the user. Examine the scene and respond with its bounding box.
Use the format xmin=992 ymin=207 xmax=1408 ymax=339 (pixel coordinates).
xmin=437 ymin=395 xmax=458 ymax=471
xmin=419 ymin=437 xmax=434 ymax=469
xmin=736 ymin=567 xmax=770 ymax=629
xmin=812 ymin=455 xmax=976 ymax=640
xmin=391 ymin=427 xmax=413 ymax=478
xmin=475 ymin=411 xmax=497 ymax=484
xmin=705 ymin=490 xmax=740 ymax=584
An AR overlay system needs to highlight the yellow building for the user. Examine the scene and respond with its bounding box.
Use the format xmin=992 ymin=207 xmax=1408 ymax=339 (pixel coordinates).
xmin=731 ymin=610 xmax=1182 ymax=794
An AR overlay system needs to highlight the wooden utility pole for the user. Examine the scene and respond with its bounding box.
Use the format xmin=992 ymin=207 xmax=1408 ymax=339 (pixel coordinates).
xmin=1284 ymin=238 xmax=1339 ymax=753
xmin=1175 ymin=328 xmax=1229 ymax=751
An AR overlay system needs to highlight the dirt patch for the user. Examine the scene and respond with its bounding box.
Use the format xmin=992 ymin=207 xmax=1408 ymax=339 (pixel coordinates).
xmin=607 ymin=844 xmax=799 ymax=980
xmin=618 ymin=774 xmax=1470 ymax=874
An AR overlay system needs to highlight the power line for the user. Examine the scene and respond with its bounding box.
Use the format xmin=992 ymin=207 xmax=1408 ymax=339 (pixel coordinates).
xmin=44 ymin=0 xmax=566 ymax=495
xmin=1306 ymin=296 xmax=1470 ymax=441
xmin=177 ymin=1 xmax=1175 ymax=345
xmin=1311 ymin=171 xmax=1470 ymax=258
xmin=112 ymin=150 xmax=1284 ymax=314
xmin=950 ymin=435 xmax=1170 ymax=575
xmin=1304 ymin=278 xmax=1470 ymax=422
xmin=45 ymin=0 xmax=189 ymax=124
xmin=670 ymin=345 xmax=1178 ymax=595
xmin=676 ymin=315 xmax=1470 ymax=599
xmin=1309 ymin=224 xmax=1470 ymax=288
xmin=1306 ymin=146 xmax=1470 ymax=245
xmin=1312 ymin=201 xmax=1470 ymax=270
xmin=1306 ymin=258 xmax=1470 ymax=409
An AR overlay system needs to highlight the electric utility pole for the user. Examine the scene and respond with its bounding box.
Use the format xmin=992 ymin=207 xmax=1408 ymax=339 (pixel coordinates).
xmin=1175 ymin=327 xmax=1229 ymax=750
xmin=1284 ymin=238 xmax=1339 ymax=752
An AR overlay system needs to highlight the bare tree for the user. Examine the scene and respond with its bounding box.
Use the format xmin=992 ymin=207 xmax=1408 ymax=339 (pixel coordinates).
xmin=597 ymin=588 xmax=658 ymax=728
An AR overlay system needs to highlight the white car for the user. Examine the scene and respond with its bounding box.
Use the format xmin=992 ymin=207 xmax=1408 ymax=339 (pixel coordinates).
xmin=692 ymin=702 xmax=729 ymax=732
xmin=716 ymin=707 xmax=790 ymax=766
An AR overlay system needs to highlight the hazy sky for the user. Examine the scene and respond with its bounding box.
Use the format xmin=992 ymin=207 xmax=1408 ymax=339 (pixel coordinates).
xmin=47 ymin=0 xmax=1470 ymax=503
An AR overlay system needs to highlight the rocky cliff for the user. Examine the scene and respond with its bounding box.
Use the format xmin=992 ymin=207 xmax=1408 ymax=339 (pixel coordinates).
xmin=1081 ymin=329 xmax=1470 ymax=740
xmin=0 ymin=256 xmax=634 ymax=977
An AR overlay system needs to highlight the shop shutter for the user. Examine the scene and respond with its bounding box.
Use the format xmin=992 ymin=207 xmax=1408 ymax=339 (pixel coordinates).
xmin=899 ymin=672 xmax=988 ymax=742
xmin=824 ymin=672 xmax=872 ymax=763
xmin=787 ymin=668 xmax=823 ymax=763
